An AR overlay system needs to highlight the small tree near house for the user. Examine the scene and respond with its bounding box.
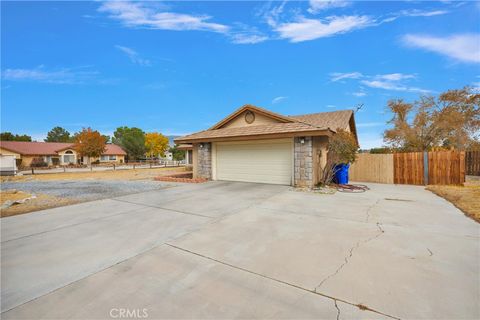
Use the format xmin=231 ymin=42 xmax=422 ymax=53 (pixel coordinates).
xmin=319 ymin=129 xmax=358 ymax=186
xmin=145 ymin=132 xmax=169 ymax=159
xmin=74 ymin=128 xmax=106 ymax=165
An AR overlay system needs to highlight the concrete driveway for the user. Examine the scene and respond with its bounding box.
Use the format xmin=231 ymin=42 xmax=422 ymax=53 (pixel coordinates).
xmin=1 ymin=181 xmax=479 ymax=319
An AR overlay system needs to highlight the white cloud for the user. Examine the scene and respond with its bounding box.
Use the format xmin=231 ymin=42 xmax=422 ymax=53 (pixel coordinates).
xmin=361 ymin=79 xmax=430 ymax=93
xmin=326 ymin=104 xmax=337 ymax=108
xmin=231 ymin=33 xmax=269 ymax=44
xmin=275 ymin=15 xmax=373 ymax=42
xmin=308 ymin=0 xmax=351 ymax=14
xmin=376 ymin=73 xmax=415 ymax=81
xmin=398 ymin=9 xmax=448 ymax=18
xmin=329 ymin=72 xmax=429 ymax=93
xmin=352 ymin=91 xmax=367 ymax=97
xmin=2 ymin=66 xmax=99 ymax=84
xmin=330 ymin=72 xmax=363 ymax=82
xmin=402 ymin=33 xmax=480 ymax=63
xmin=115 ymin=45 xmax=151 ymax=66
xmin=272 ymin=96 xmax=287 ymax=104
xmin=98 ymin=1 xmax=229 ymax=33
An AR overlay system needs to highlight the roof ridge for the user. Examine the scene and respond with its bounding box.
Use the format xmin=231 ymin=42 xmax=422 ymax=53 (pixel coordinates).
xmin=289 ymin=109 xmax=353 ymax=118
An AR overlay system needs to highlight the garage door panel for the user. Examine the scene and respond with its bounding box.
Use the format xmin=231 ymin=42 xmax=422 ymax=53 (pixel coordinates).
xmin=215 ymin=139 xmax=292 ymax=185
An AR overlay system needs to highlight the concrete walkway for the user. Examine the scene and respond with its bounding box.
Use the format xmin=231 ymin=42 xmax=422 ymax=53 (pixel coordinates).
xmin=1 ymin=181 xmax=479 ymax=319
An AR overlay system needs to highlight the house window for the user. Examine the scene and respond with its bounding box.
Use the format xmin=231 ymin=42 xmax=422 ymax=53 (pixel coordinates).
xmin=100 ymin=155 xmax=117 ymax=161
xmin=63 ymin=155 xmax=74 ymax=164
xmin=63 ymin=150 xmax=75 ymax=164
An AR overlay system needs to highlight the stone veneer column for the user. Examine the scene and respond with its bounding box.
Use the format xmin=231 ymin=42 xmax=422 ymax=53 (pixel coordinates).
xmin=294 ymin=137 xmax=313 ymax=188
xmin=197 ymin=142 xmax=212 ymax=179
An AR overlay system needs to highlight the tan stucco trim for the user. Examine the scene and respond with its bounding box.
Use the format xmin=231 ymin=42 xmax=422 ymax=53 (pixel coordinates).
xmin=176 ymin=129 xmax=333 ymax=144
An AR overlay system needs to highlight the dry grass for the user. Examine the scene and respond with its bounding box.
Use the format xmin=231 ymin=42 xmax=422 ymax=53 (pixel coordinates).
xmin=1 ymin=167 xmax=185 ymax=182
xmin=427 ymin=180 xmax=480 ymax=223
xmin=1 ymin=190 xmax=77 ymax=218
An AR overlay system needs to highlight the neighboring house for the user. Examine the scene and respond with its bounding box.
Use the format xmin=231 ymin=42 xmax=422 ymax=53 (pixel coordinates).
xmin=175 ymin=104 xmax=358 ymax=187
xmin=177 ymin=144 xmax=193 ymax=165
xmin=0 ymin=141 xmax=127 ymax=167
xmin=160 ymin=150 xmax=173 ymax=161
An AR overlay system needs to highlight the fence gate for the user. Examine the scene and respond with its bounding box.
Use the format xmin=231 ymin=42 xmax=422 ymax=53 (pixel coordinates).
xmin=393 ymin=152 xmax=424 ymax=185
xmin=466 ymin=151 xmax=480 ymax=176
xmin=393 ymin=151 xmax=465 ymax=185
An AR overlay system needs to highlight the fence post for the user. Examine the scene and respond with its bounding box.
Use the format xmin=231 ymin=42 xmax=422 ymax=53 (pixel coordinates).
xmin=423 ymin=151 xmax=429 ymax=185
xmin=31 ymin=167 xmax=34 ymax=175
xmin=90 ymin=165 xmax=93 ymax=172
xmin=150 ymin=162 xmax=152 ymax=169
xmin=64 ymin=166 xmax=66 ymax=172
xmin=133 ymin=164 xmax=136 ymax=170
xmin=113 ymin=164 xmax=116 ymax=171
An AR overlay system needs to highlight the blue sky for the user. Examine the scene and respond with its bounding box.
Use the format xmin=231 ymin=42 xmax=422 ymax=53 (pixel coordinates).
xmin=2 ymin=1 xmax=479 ymax=148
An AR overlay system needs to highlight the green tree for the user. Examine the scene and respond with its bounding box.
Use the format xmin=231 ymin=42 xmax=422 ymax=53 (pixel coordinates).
xmin=0 ymin=132 xmax=32 ymax=141
xmin=369 ymin=147 xmax=393 ymax=154
xmin=44 ymin=126 xmax=71 ymax=142
xmin=102 ymin=135 xmax=110 ymax=144
xmin=169 ymin=145 xmax=185 ymax=161
xmin=112 ymin=126 xmax=146 ymax=160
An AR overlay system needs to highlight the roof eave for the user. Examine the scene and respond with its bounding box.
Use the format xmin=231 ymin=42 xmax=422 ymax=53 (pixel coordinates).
xmin=174 ymin=129 xmax=333 ymax=144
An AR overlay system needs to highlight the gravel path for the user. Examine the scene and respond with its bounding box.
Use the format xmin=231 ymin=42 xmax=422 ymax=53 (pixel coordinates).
xmin=1 ymin=180 xmax=172 ymax=201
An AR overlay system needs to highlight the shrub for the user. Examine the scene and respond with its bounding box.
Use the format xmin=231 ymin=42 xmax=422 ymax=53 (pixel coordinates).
xmin=318 ymin=130 xmax=358 ymax=186
xmin=30 ymin=157 xmax=48 ymax=168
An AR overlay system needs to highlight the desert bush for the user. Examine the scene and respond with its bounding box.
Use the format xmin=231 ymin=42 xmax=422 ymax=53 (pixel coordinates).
xmin=318 ymin=130 xmax=358 ymax=186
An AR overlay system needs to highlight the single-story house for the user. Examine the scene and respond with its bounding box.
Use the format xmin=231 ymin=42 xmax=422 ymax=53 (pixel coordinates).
xmin=175 ymin=104 xmax=358 ymax=187
xmin=0 ymin=141 xmax=127 ymax=167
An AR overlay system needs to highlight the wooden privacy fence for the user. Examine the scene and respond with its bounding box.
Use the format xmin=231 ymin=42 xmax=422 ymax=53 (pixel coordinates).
xmin=349 ymin=154 xmax=394 ymax=184
xmin=466 ymin=150 xmax=480 ymax=176
xmin=350 ymin=151 xmax=465 ymax=185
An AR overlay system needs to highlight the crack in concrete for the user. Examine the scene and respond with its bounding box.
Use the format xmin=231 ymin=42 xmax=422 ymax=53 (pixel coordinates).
xmin=427 ymin=248 xmax=433 ymax=256
xmin=365 ymin=199 xmax=381 ymax=222
xmin=165 ymin=243 xmax=400 ymax=320
xmin=334 ymin=299 xmax=341 ymax=320
xmin=315 ymin=222 xmax=385 ymax=291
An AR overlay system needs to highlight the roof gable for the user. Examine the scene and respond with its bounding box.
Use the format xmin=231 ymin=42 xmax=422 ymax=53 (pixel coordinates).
xmin=175 ymin=105 xmax=358 ymax=144
xmin=209 ymin=104 xmax=294 ymax=130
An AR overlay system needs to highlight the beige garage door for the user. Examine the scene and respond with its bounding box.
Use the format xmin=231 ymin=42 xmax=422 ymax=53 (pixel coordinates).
xmin=215 ymin=139 xmax=293 ymax=185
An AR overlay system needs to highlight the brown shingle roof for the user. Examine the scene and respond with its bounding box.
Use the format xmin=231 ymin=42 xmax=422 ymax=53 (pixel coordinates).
xmin=289 ymin=110 xmax=353 ymax=131
xmin=0 ymin=141 xmax=126 ymax=156
xmin=175 ymin=106 xmax=355 ymax=143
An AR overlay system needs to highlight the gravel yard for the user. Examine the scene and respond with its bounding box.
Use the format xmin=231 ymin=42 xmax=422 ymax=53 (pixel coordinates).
xmin=1 ymin=180 xmax=170 ymax=202
xmin=0 ymin=168 xmax=183 ymax=217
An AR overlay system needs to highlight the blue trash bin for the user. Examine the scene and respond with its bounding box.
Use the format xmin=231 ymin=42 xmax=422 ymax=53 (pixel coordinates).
xmin=333 ymin=163 xmax=350 ymax=184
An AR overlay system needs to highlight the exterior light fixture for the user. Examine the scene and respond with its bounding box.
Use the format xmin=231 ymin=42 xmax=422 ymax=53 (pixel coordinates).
xmin=300 ymin=138 xmax=305 ymax=144
xmin=200 ymin=143 xmax=204 ymax=148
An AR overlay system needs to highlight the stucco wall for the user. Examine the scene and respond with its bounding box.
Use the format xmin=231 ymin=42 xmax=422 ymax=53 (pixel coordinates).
xmin=222 ymin=111 xmax=280 ymax=129
xmin=312 ymin=136 xmax=329 ymax=186
xmin=0 ymin=148 xmax=21 ymax=159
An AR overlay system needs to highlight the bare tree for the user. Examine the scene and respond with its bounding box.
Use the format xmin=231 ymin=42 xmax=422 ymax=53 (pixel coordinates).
xmin=384 ymin=87 xmax=480 ymax=151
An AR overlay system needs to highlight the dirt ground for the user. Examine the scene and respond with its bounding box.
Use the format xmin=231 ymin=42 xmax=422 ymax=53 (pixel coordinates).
xmin=1 ymin=190 xmax=77 ymax=218
xmin=1 ymin=167 xmax=184 ymax=218
xmin=1 ymin=167 xmax=185 ymax=182
xmin=427 ymin=179 xmax=480 ymax=223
